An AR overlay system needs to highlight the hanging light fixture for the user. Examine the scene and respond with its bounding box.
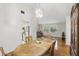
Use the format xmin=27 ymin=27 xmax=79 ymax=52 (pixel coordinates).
xmin=35 ymin=3 xmax=43 ymax=18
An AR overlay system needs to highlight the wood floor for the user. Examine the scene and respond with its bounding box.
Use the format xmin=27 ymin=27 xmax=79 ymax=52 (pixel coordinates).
xmin=54 ymin=38 xmax=70 ymax=56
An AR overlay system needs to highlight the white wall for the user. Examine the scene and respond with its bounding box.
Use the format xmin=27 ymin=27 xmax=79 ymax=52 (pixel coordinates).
xmin=51 ymin=22 xmax=66 ymax=37
xmin=17 ymin=4 xmax=37 ymax=40
xmin=39 ymin=22 xmax=66 ymax=37
xmin=66 ymin=16 xmax=71 ymax=45
xmin=0 ymin=4 xmax=37 ymax=53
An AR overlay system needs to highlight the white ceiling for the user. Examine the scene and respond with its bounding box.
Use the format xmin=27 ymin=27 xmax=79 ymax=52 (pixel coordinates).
xmin=0 ymin=3 xmax=73 ymax=24
xmin=39 ymin=3 xmax=73 ymax=23
xmin=10 ymin=3 xmax=73 ymax=24
xmin=26 ymin=3 xmax=73 ymax=24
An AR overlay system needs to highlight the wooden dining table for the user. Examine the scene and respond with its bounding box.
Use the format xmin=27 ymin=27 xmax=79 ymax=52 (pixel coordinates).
xmin=13 ymin=38 xmax=53 ymax=56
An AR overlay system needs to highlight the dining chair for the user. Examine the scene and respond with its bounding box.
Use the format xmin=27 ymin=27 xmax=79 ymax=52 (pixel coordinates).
xmin=43 ymin=40 xmax=56 ymax=56
xmin=0 ymin=47 xmax=6 ymax=56
xmin=0 ymin=47 xmax=14 ymax=56
xmin=50 ymin=40 xmax=56 ymax=56
xmin=25 ymin=36 xmax=32 ymax=43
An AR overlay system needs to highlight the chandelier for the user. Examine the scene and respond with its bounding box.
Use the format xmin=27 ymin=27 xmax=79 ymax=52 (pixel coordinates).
xmin=35 ymin=4 xmax=43 ymax=18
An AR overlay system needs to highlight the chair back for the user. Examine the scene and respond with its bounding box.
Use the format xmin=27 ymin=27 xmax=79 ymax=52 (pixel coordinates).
xmin=0 ymin=47 xmax=5 ymax=56
xmin=50 ymin=40 xmax=56 ymax=56
xmin=25 ymin=36 xmax=32 ymax=43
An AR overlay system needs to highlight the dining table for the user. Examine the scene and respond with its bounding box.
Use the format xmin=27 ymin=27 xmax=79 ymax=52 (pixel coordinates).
xmin=13 ymin=37 xmax=54 ymax=56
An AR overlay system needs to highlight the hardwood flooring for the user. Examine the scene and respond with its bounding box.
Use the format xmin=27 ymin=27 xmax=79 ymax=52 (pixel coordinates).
xmin=54 ymin=37 xmax=70 ymax=56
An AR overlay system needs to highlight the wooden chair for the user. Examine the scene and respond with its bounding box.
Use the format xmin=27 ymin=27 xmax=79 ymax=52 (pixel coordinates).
xmin=0 ymin=47 xmax=6 ymax=56
xmin=50 ymin=40 xmax=56 ymax=56
xmin=25 ymin=36 xmax=32 ymax=42
xmin=0 ymin=47 xmax=14 ymax=56
xmin=43 ymin=40 xmax=56 ymax=56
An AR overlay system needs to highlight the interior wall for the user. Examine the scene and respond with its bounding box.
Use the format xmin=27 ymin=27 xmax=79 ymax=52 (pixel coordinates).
xmin=0 ymin=3 xmax=37 ymax=53
xmin=66 ymin=16 xmax=71 ymax=45
xmin=51 ymin=22 xmax=66 ymax=37
xmin=39 ymin=22 xmax=66 ymax=37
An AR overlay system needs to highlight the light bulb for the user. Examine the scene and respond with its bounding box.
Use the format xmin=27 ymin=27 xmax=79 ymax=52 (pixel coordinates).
xmin=35 ymin=8 xmax=43 ymax=18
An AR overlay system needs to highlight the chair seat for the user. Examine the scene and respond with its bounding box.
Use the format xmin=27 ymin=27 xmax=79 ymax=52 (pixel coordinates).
xmin=5 ymin=51 xmax=14 ymax=56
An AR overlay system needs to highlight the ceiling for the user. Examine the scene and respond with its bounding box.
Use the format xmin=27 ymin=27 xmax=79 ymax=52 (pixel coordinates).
xmin=14 ymin=3 xmax=73 ymax=24
xmin=27 ymin=3 xmax=73 ymax=24
xmin=39 ymin=3 xmax=73 ymax=23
